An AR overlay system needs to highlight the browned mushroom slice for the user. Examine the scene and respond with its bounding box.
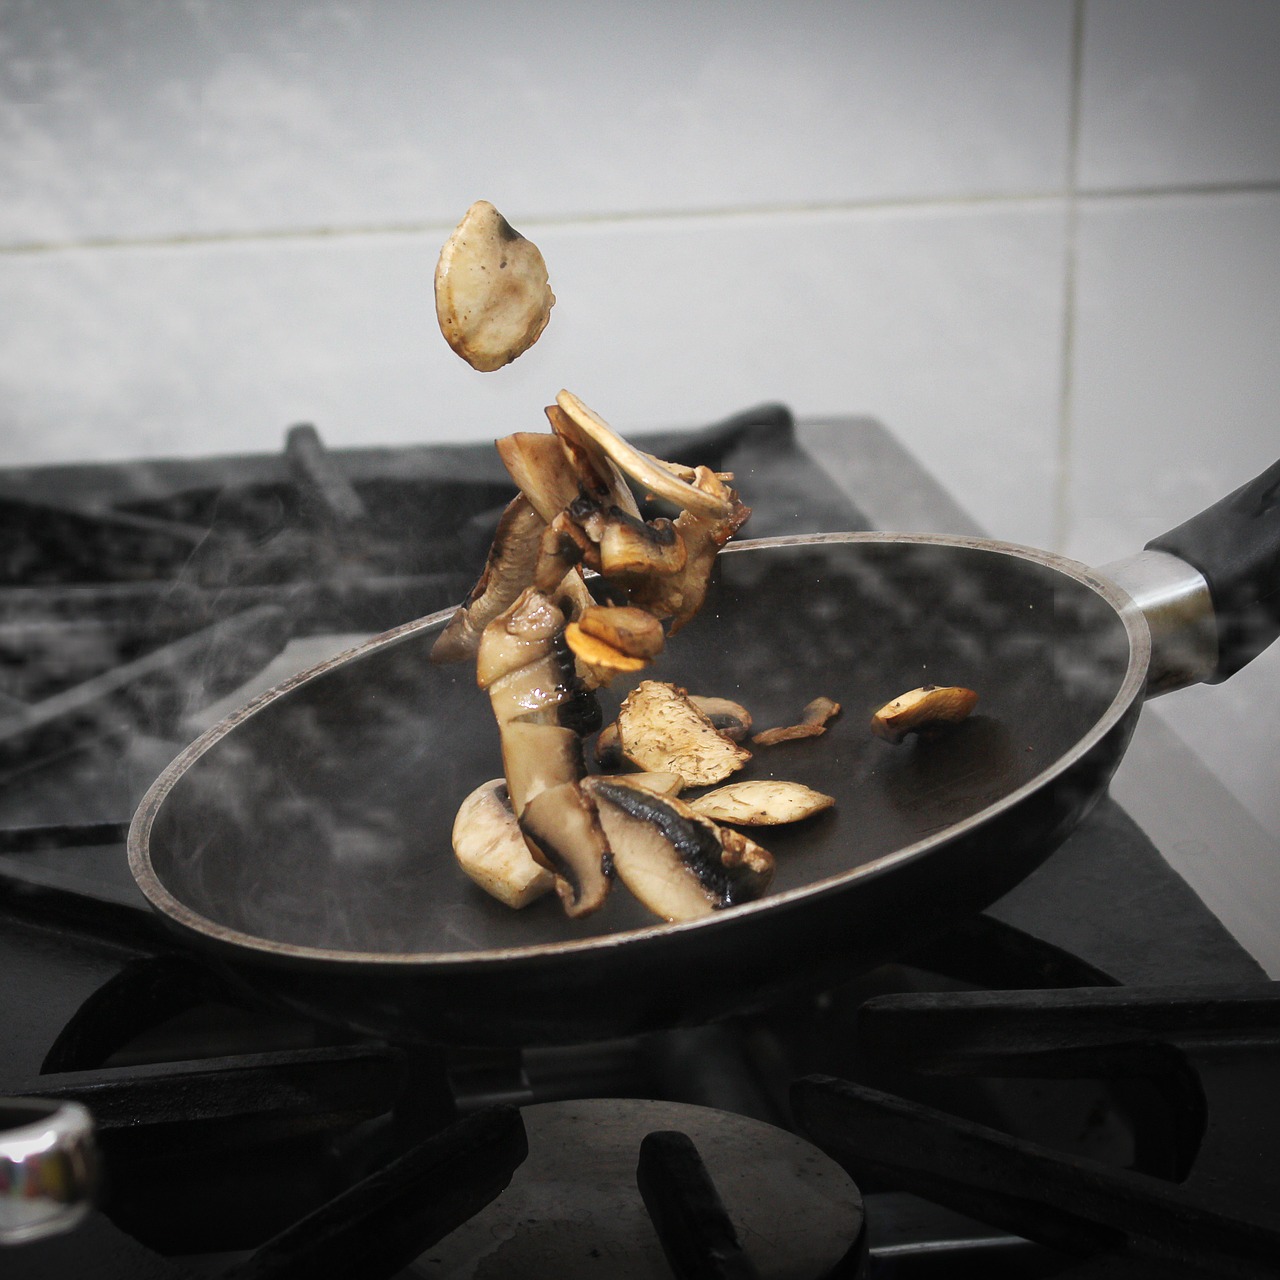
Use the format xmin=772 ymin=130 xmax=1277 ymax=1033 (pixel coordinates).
xmin=688 ymin=780 xmax=834 ymax=826
xmin=752 ymin=697 xmax=842 ymax=746
xmin=475 ymin=587 xmax=567 ymax=690
xmin=595 ymin=771 xmax=683 ymax=797
xmin=871 ymin=685 xmax=978 ymax=744
xmin=556 ymin=391 xmax=731 ymax=519
xmin=534 ymin=512 xmax=597 ymax=593
xmin=452 ymin=779 xmax=554 ymax=908
xmin=496 ymin=432 xmax=585 ymax=524
xmin=435 ymin=201 xmax=555 ymax=372
xmin=598 ymin=510 xmax=687 ymax=579
xmin=431 ymin=495 xmax=546 ymax=665
xmin=563 ymin=621 xmax=650 ymax=685
xmin=577 ymin=605 xmax=665 ymax=660
xmin=519 ymin=780 xmax=612 ymax=917
xmin=622 ymin=470 xmax=751 ymax=632
xmin=584 ymin=777 xmax=773 ymax=921
xmin=545 ymin=403 xmax=641 ymax=519
xmin=500 ymin=721 xmax=586 ymax=816
xmin=687 ymin=696 xmax=752 ymax=741
xmin=617 ymin=681 xmax=751 ymax=787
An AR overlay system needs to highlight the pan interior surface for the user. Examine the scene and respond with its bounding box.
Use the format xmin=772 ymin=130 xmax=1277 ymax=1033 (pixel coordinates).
xmin=139 ymin=538 xmax=1135 ymax=960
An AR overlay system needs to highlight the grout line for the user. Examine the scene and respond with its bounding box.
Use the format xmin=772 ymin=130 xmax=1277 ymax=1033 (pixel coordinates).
xmin=1051 ymin=0 xmax=1088 ymax=555
xmin=4 ymin=179 xmax=1280 ymax=258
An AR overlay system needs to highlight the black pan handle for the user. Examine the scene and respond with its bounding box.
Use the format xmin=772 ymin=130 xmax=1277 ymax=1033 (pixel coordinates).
xmin=1146 ymin=459 xmax=1280 ymax=682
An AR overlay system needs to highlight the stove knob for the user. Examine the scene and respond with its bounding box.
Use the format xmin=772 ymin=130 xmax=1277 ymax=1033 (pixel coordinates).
xmin=0 ymin=1098 xmax=99 ymax=1244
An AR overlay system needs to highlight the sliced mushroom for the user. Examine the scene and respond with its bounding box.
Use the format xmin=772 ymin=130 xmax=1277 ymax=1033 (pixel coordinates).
xmin=563 ymin=621 xmax=650 ymax=684
xmin=595 ymin=771 xmax=684 ymax=797
xmin=435 ymin=200 xmax=554 ymax=372
xmin=556 ymin=391 xmax=730 ymax=519
xmin=500 ymin=721 xmax=585 ymax=816
xmin=545 ymin=403 xmax=641 ymax=519
xmin=871 ymin=685 xmax=978 ymax=744
xmin=452 ymin=779 xmax=554 ymax=908
xmin=534 ymin=511 xmax=597 ymax=593
xmin=752 ymin=697 xmax=841 ymax=746
xmin=495 ymin=432 xmax=585 ymax=525
xmin=689 ymin=780 xmax=835 ymax=826
xmin=519 ymin=780 xmax=612 ymax=917
xmin=480 ymin=591 xmax=601 ymax=737
xmin=475 ymin=587 xmax=567 ymax=690
xmin=585 ymin=777 xmax=773 ymax=921
xmin=621 ymin=470 xmax=751 ymax=632
xmin=577 ymin=605 xmax=665 ymax=660
xmin=687 ymin=696 xmax=752 ymax=742
xmin=617 ymin=681 xmax=751 ymax=787
xmin=598 ymin=510 xmax=687 ymax=580
xmin=431 ymin=495 xmax=546 ymax=665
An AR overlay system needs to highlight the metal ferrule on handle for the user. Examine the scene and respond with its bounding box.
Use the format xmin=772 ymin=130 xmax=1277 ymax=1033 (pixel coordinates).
xmin=1100 ymin=549 xmax=1218 ymax=698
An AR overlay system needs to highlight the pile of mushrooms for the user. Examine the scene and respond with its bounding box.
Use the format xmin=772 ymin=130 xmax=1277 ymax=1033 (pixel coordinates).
xmin=436 ymin=390 xmax=786 ymax=923
xmin=430 ymin=204 xmax=981 ymax=924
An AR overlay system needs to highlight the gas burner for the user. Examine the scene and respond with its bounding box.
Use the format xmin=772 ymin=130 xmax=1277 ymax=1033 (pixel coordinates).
xmin=420 ymin=1099 xmax=862 ymax=1278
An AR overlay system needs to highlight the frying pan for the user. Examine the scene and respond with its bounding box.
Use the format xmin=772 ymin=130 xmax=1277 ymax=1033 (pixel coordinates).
xmin=129 ymin=461 xmax=1280 ymax=1045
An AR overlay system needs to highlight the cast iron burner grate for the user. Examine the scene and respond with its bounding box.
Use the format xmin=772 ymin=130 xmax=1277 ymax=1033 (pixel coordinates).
xmin=794 ymin=983 xmax=1280 ymax=1278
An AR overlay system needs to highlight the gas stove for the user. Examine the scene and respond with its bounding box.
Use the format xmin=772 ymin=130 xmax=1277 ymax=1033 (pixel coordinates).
xmin=0 ymin=408 xmax=1276 ymax=1278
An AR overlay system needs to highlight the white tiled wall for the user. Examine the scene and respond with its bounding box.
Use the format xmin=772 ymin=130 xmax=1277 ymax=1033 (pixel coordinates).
xmin=2 ymin=3 xmax=1278 ymax=898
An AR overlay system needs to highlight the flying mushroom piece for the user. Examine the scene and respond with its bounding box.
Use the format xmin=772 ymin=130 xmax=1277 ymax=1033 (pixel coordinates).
xmin=556 ymin=391 xmax=730 ymax=520
xmin=619 ymin=466 xmax=751 ymax=633
xmin=577 ymin=605 xmax=665 ymax=660
xmin=584 ymin=776 xmax=773 ymax=922
xmin=752 ymin=697 xmax=841 ymax=747
xmin=597 ymin=510 xmax=687 ymax=580
xmin=435 ymin=200 xmax=555 ymax=372
xmin=564 ymin=621 xmax=649 ymax=686
xmin=431 ymin=494 xmax=547 ymax=665
xmin=689 ymin=780 xmax=834 ymax=826
xmin=452 ymin=779 xmax=554 ymax=909
xmin=617 ymin=680 xmax=751 ymax=787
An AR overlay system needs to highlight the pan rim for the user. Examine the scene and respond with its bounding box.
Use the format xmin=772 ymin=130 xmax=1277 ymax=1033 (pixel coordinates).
xmin=127 ymin=531 xmax=1151 ymax=968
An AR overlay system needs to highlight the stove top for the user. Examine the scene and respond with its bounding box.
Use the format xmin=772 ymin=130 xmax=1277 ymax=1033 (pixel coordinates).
xmin=0 ymin=407 xmax=1274 ymax=1278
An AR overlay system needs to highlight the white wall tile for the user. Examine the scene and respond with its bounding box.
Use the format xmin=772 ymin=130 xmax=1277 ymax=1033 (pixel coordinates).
xmin=1066 ymin=190 xmax=1280 ymax=842
xmin=0 ymin=203 xmax=1068 ymax=548
xmin=1066 ymin=192 xmax=1280 ymax=566
xmin=1078 ymin=0 xmax=1280 ymax=190
xmin=0 ymin=0 xmax=1075 ymax=244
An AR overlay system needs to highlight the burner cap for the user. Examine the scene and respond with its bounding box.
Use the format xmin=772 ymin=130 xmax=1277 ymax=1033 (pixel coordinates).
xmin=418 ymin=1097 xmax=862 ymax=1278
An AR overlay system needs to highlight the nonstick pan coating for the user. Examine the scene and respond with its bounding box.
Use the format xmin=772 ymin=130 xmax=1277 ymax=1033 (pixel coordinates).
xmin=129 ymin=534 xmax=1147 ymax=1043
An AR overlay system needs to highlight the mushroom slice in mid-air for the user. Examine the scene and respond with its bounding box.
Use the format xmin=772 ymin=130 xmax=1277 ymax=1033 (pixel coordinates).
xmin=556 ymin=391 xmax=731 ymax=520
xmin=688 ymin=780 xmax=834 ymax=826
xmin=431 ymin=495 xmax=547 ymax=664
xmin=452 ymin=779 xmax=554 ymax=908
xmin=435 ymin=200 xmax=555 ymax=372
xmin=871 ymin=685 xmax=978 ymax=744
xmin=752 ymin=697 xmax=842 ymax=746
xmin=584 ymin=777 xmax=773 ymax=921
xmin=617 ymin=681 xmax=751 ymax=787
xmin=577 ymin=605 xmax=666 ymax=660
